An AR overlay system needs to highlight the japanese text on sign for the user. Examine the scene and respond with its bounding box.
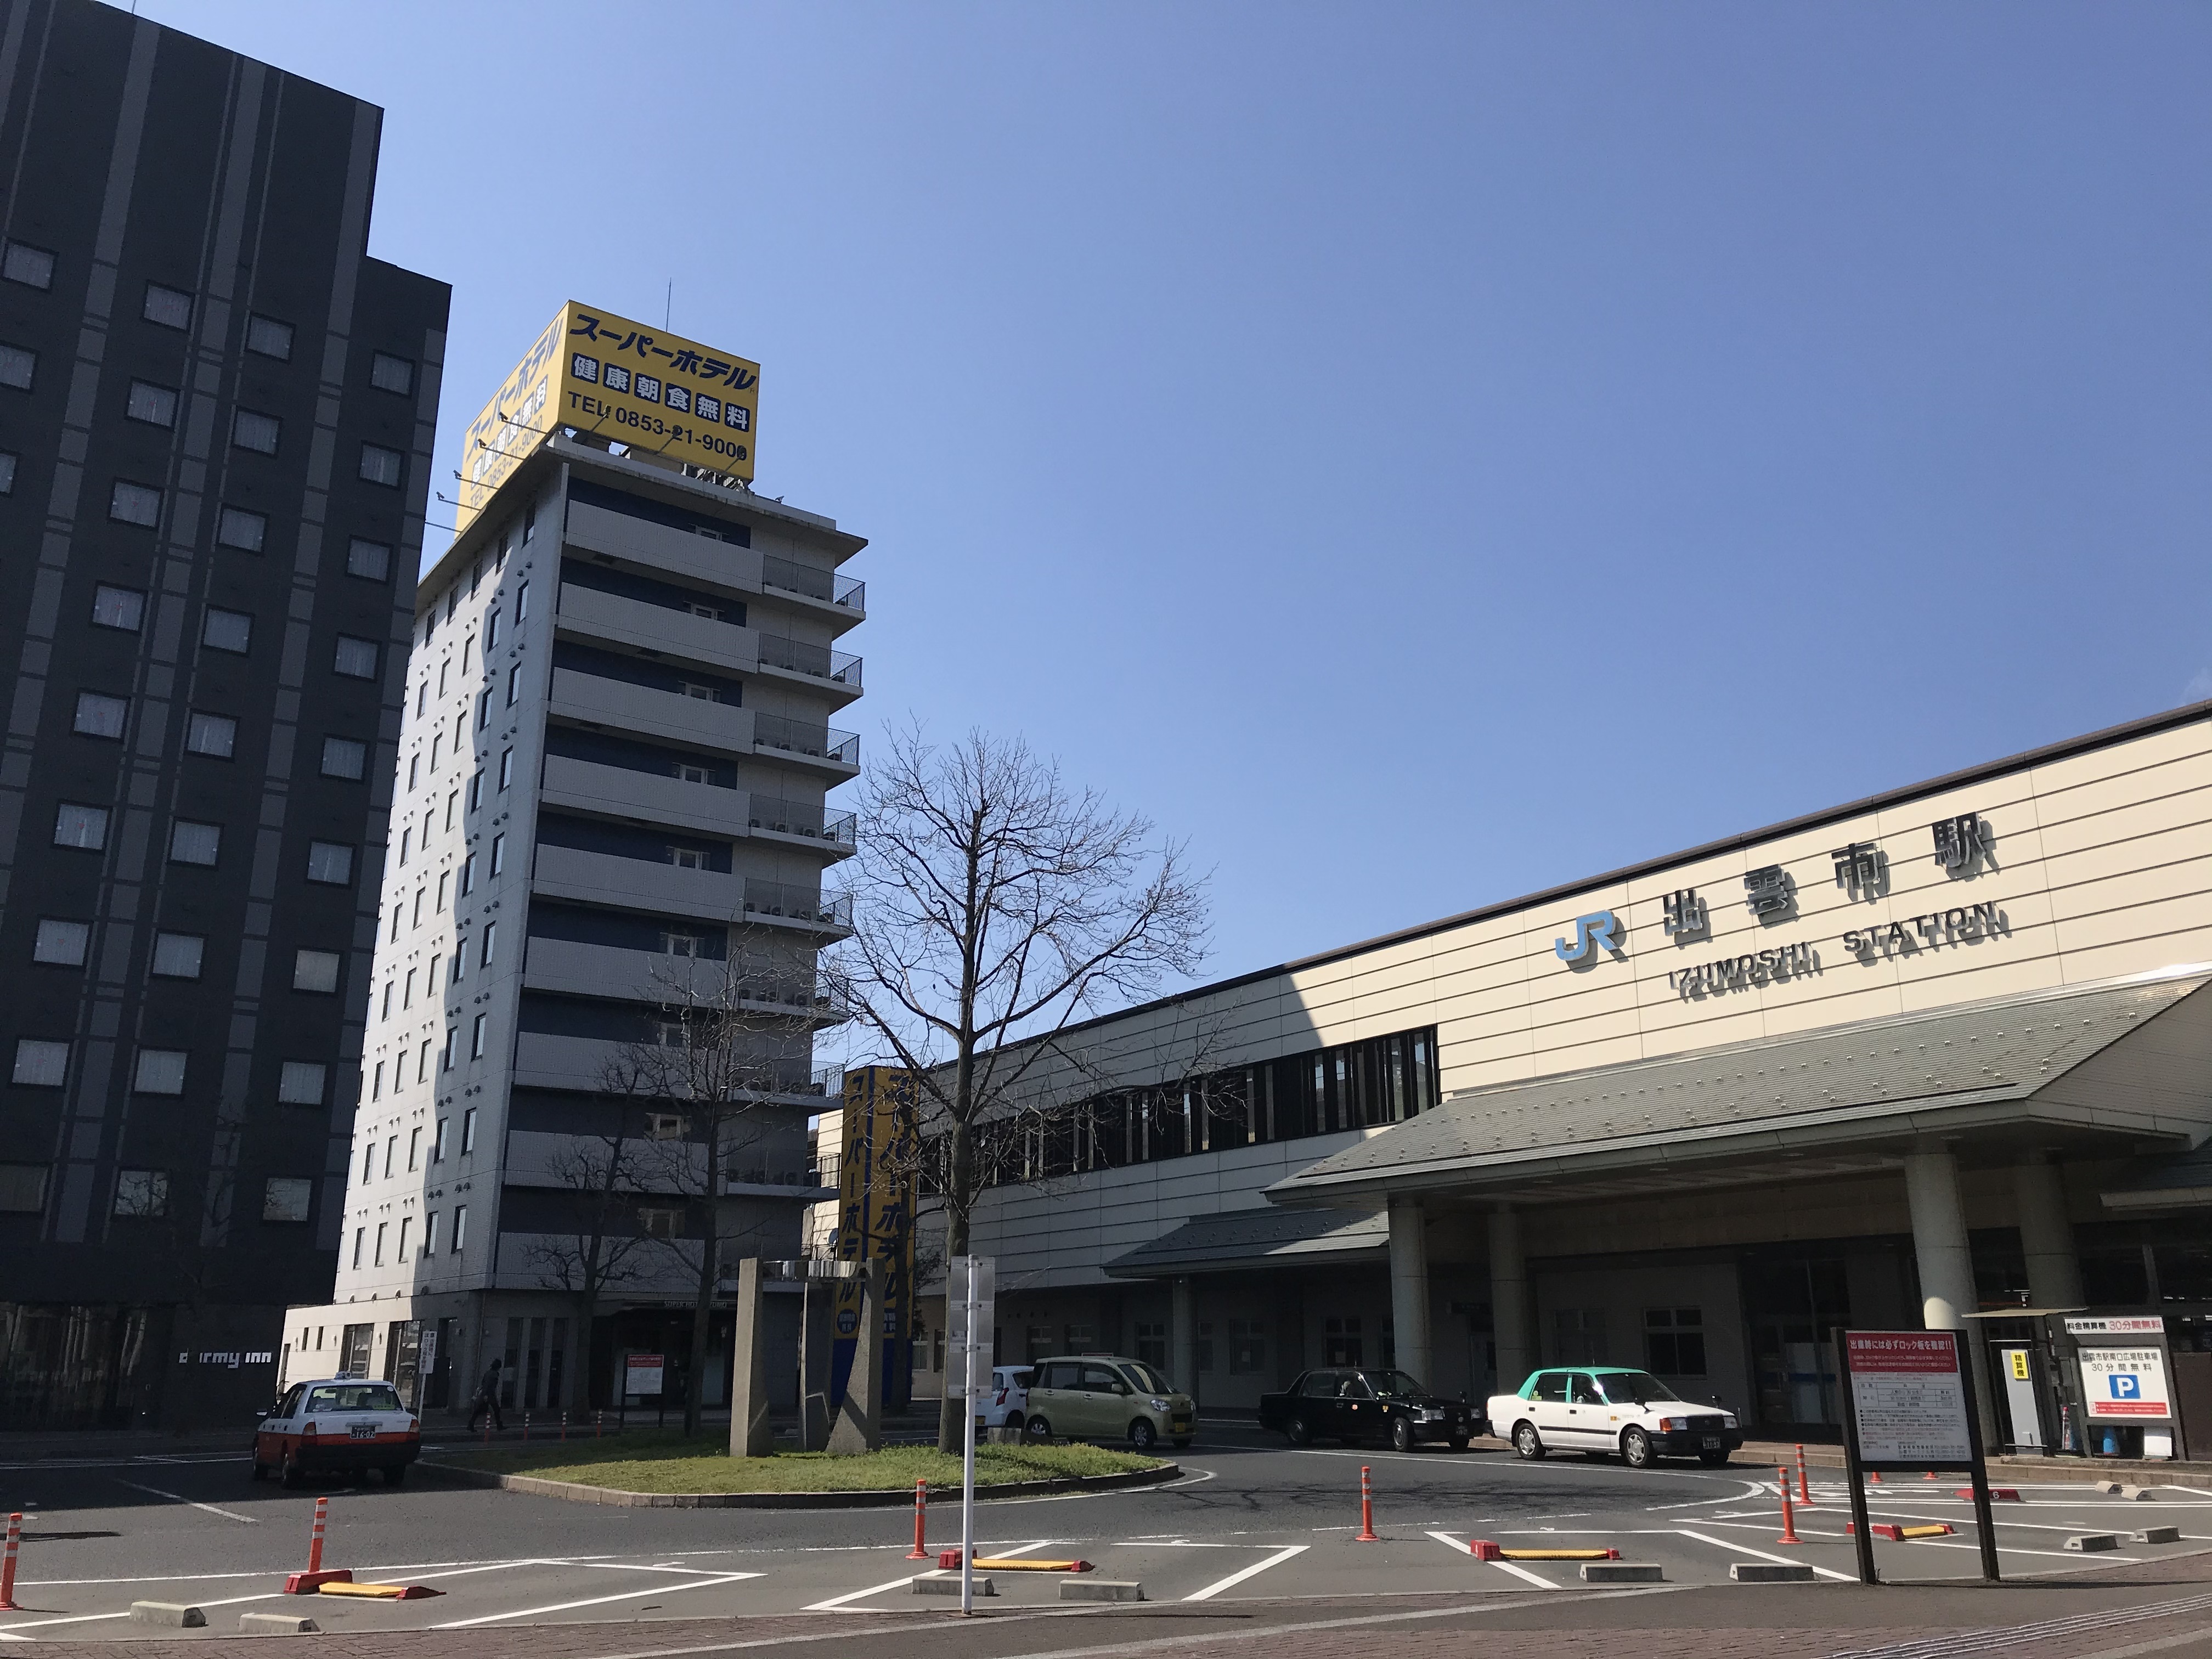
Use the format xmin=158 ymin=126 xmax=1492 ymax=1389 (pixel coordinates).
xmin=2079 ymin=1346 xmax=2170 ymax=1420
xmin=1846 ymin=1330 xmax=1973 ymax=1465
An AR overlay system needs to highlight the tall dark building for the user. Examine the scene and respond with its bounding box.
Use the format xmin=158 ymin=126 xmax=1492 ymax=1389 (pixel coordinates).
xmin=0 ymin=0 xmax=448 ymax=1428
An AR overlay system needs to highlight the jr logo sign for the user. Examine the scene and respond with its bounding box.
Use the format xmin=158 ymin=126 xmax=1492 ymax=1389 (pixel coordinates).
xmin=1554 ymin=911 xmax=1622 ymax=964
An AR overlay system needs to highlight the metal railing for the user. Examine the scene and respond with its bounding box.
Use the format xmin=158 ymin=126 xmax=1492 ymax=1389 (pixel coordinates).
xmin=742 ymin=879 xmax=853 ymax=929
xmin=760 ymin=556 xmax=866 ymax=613
xmin=723 ymin=1165 xmax=834 ymax=1192
xmin=729 ymin=974 xmax=850 ymax=1022
xmin=752 ymin=712 xmax=860 ymax=767
xmin=756 ymin=633 xmax=862 ymax=689
xmin=748 ymin=798 xmax=857 ymax=847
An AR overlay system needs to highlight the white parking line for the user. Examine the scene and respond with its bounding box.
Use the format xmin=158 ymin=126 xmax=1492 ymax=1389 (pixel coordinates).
xmin=1670 ymin=1527 xmax=1855 ymax=1582
xmin=804 ymin=1572 xmax=926 ymax=1611
xmin=109 ymin=1477 xmax=257 ymax=1523
xmin=435 ymin=1571 xmax=763 ymax=1628
xmin=1486 ymin=1559 xmax=1559 ymax=1590
xmin=1183 ymin=1544 xmax=1308 ymax=1602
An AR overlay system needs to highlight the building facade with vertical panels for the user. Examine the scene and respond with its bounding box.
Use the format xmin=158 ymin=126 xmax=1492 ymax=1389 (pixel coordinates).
xmin=927 ymin=703 xmax=2212 ymax=1453
xmin=0 ymin=0 xmax=448 ymax=1427
xmin=283 ymin=421 xmax=865 ymax=1420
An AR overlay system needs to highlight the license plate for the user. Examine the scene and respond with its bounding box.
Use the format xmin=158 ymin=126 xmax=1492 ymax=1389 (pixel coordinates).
xmin=1702 ymin=1436 xmax=1723 ymax=1449
xmin=349 ymin=1423 xmax=378 ymax=1441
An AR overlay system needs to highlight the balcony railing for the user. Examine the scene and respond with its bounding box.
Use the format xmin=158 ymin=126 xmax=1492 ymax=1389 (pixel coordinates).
xmin=748 ymin=798 xmax=857 ymax=847
xmin=724 ymin=1164 xmax=835 ymax=1193
xmin=753 ymin=712 xmax=860 ymax=767
xmin=757 ymin=633 xmax=862 ymax=689
xmin=743 ymin=879 xmax=853 ymax=929
xmin=730 ymin=974 xmax=850 ymax=1022
xmin=761 ymin=555 xmax=866 ymax=613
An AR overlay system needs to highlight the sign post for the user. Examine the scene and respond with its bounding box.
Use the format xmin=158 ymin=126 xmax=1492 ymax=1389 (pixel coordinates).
xmin=1836 ymin=1328 xmax=1999 ymax=1584
xmin=947 ymin=1255 xmax=994 ymax=1616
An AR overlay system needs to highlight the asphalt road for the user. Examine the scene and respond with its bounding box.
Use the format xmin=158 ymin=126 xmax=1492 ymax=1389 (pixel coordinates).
xmin=2 ymin=1421 xmax=2208 ymax=1643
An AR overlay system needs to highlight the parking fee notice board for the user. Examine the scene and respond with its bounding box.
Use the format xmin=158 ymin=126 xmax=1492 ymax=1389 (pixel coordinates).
xmin=1845 ymin=1331 xmax=1974 ymax=1464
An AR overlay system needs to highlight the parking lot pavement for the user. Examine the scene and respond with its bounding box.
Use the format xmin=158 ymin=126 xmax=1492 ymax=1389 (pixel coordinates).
xmin=8 ymin=1427 xmax=2212 ymax=1647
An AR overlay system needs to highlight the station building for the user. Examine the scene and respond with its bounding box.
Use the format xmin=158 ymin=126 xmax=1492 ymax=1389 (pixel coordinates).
xmin=933 ymin=702 xmax=2212 ymax=1446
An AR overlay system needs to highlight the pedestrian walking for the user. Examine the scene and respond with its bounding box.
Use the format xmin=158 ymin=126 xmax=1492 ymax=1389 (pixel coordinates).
xmin=467 ymin=1358 xmax=506 ymax=1431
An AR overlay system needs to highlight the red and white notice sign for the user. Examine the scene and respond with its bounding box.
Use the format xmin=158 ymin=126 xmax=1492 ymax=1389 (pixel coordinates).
xmin=1846 ymin=1330 xmax=1972 ymax=1465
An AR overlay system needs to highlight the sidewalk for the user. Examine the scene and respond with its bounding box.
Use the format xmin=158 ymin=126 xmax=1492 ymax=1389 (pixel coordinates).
xmin=1737 ymin=1436 xmax=2212 ymax=1487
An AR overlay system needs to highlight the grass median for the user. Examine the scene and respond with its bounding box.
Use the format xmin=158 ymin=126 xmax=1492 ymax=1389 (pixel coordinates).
xmin=427 ymin=1429 xmax=1165 ymax=1494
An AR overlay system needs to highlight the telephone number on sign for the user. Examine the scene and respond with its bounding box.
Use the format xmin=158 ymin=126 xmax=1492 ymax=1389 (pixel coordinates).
xmin=673 ymin=427 xmax=749 ymax=460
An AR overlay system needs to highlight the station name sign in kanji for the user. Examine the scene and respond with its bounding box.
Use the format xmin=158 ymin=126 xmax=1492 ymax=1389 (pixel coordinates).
xmin=456 ymin=301 xmax=761 ymax=533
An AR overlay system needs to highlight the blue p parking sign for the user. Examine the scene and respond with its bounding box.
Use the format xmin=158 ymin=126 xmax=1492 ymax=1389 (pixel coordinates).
xmin=2110 ymin=1374 xmax=2142 ymax=1401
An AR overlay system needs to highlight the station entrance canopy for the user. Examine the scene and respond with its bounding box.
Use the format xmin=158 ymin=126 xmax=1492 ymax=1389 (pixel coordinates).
xmin=1263 ymin=968 xmax=2212 ymax=1214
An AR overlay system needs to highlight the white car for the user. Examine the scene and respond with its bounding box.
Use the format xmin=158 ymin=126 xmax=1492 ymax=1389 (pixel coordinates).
xmin=252 ymin=1375 xmax=421 ymax=1487
xmin=988 ymin=1364 xmax=1033 ymax=1431
xmin=1486 ymin=1366 xmax=1743 ymax=1470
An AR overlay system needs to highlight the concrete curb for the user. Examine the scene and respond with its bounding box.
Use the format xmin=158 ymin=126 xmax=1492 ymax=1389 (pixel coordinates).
xmin=415 ymin=1458 xmax=1182 ymax=1509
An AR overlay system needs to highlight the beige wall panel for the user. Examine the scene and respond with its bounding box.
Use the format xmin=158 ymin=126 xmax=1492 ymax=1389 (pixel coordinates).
xmin=2058 ymin=927 xmax=2212 ymax=989
xmin=1888 ymin=949 xmax=2076 ymax=1013
xmin=2048 ymin=856 xmax=2212 ymax=934
xmin=2044 ymin=825 xmax=2211 ymax=900
xmin=2052 ymin=893 xmax=2212 ymax=962
xmin=2034 ymin=785 xmax=2212 ymax=861
xmin=2030 ymin=724 xmax=2212 ymax=804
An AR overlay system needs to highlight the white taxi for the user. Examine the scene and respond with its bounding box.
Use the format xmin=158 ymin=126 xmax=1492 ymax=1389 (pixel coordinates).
xmin=252 ymin=1376 xmax=421 ymax=1487
xmin=1486 ymin=1366 xmax=1743 ymax=1469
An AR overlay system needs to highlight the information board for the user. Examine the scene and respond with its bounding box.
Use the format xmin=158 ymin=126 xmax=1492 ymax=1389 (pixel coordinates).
xmin=625 ymin=1352 xmax=665 ymax=1397
xmin=1844 ymin=1330 xmax=1973 ymax=1465
xmin=2079 ymin=1345 xmax=2171 ymax=1419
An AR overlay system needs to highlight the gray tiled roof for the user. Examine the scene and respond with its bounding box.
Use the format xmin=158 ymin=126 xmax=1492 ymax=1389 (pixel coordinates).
xmin=1105 ymin=1206 xmax=1388 ymax=1278
xmin=1273 ymin=972 xmax=2211 ymax=1200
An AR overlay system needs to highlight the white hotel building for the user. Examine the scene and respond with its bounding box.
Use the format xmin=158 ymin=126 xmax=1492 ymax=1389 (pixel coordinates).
xmin=284 ymin=431 xmax=864 ymax=1414
xmin=931 ymin=703 xmax=2212 ymax=1450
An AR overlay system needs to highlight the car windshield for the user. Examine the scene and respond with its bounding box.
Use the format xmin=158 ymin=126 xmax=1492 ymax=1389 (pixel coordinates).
xmin=303 ymin=1384 xmax=403 ymax=1413
xmin=1592 ymin=1372 xmax=1684 ymax=1405
xmin=1363 ymin=1370 xmax=1426 ymax=1398
xmin=1121 ymin=1362 xmax=1174 ymax=1394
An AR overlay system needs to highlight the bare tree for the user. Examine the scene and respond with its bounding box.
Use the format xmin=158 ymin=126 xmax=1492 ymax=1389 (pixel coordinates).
xmin=832 ymin=726 xmax=1209 ymax=1451
xmin=615 ymin=935 xmax=839 ymax=1438
xmin=520 ymin=1050 xmax=660 ymax=1401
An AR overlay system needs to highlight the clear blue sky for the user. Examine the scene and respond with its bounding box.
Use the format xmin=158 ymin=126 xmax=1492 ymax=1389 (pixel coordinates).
xmin=151 ymin=1 xmax=2212 ymax=994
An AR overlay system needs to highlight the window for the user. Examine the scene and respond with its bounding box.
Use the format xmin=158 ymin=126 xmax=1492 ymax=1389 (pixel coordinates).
xmin=33 ymin=918 xmax=89 ymax=966
xmin=306 ymin=841 xmax=354 ymax=885
xmin=134 ymin=1048 xmax=187 ymax=1094
xmin=168 ymin=820 xmax=221 ymax=866
xmin=202 ymin=607 xmax=252 ymax=653
xmin=0 ymin=451 xmax=16 ymax=493
xmin=490 ymin=833 xmax=505 ymax=876
xmin=470 ymin=1012 xmax=487 ymax=1059
xmin=1134 ymin=1321 xmax=1167 ymax=1370
xmin=452 ymin=1205 xmax=468 ymax=1252
xmin=73 ymin=691 xmax=127 ymax=738
xmin=486 ymin=610 xmax=500 ymax=651
xmin=1323 ymin=1316 xmax=1363 ymax=1367
xmin=109 ymin=479 xmax=161 ymax=526
xmin=346 ymin=537 xmax=391 ymax=581
xmin=516 ymin=578 xmax=530 ymax=621
xmin=0 ymin=1164 xmax=47 ymax=1215
xmin=114 ymin=1170 xmax=168 ymax=1217
xmin=444 ymin=788 xmax=458 ymax=831
xmin=92 ymin=585 xmax=145 ymax=630
xmin=396 ymin=1216 xmax=412 ymax=1262
xmin=639 ymin=1207 xmax=679 ymax=1239
xmin=351 ymin=1228 xmax=364 ymax=1268
xmin=461 ymin=1107 xmax=478 ymax=1153
xmin=362 ymin=1146 xmax=375 ymax=1182
xmin=263 ymin=1177 xmax=312 ymax=1222
xmin=524 ymin=503 xmax=537 ymax=543
xmin=434 ymin=1118 xmax=449 ymax=1161
xmin=505 ymin=664 xmax=521 ymax=706
xmin=459 ymin=853 xmax=476 ymax=895
xmin=150 ymin=932 xmax=205 ymax=978
xmin=407 ymin=754 xmax=419 ymax=791
xmin=671 ymin=847 xmax=706 ymax=870
xmin=185 ymin=712 xmax=236 ymax=758
xmin=423 ymin=1211 xmax=439 ymax=1256
xmin=1644 ymin=1308 xmax=1707 ymax=1376
xmin=373 ymin=1222 xmax=386 ymax=1266
xmin=126 ymin=380 xmax=178 ymax=426
xmin=383 ymin=1137 xmax=396 ymax=1178
xmin=1229 ymin=1319 xmax=1267 ymax=1375
xmin=440 ymin=1028 xmax=455 ymax=1071
xmin=358 ymin=443 xmax=403 ymax=487
xmin=293 ymin=949 xmax=341 ymax=994
xmin=230 ymin=408 xmax=280 ymax=454
xmin=3 ymin=241 xmax=54 ymax=289
xmin=53 ymin=803 xmax=109 ymax=850
xmin=370 ymin=352 xmax=414 ymax=394
xmin=216 ymin=505 xmax=266 ymax=552
xmin=13 ymin=1039 xmax=68 ymax=1086
xmin=320 ymin=736 xmax=366 ymax=780
xmin=246 ymin=314 xmax=294 ymax=360
xmin=143 ymin=283 xmax=192 ymax=328
xmin=0 ymin=342 xmax=33 ymax=390
xmin=498 ymin=748 xmax=513 ymax=789
xmin=479 ymin=921 xmax=496 ymax=968
xmin=407 ymin=1127 xmax=421 ymax=1172
xmin=371 ymin=1059 xmax=383 ymax=1098
xmin=333 ymin=635 xmax=379 ymax=679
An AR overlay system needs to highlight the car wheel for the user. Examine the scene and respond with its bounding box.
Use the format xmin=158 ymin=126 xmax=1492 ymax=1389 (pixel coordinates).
xmin=1026 ymin=1414 xmax=1052 ymax=1441
xmin=1621 ymin=1427 xmax=1655 ymax=1469
xmin=1390 ymin=1417 xmax=1414 ymax=1454
xmin=250 ymin=1458 xmax=268 ymax=1482
xmin=1285 ymin=1415 xmax=1312 ymax=1447
xmin=383 ymin=1464 xmax=408 ymax=1487
xmin=1513 ymin=1421 xmax=1545 ymax=1461
xmin=1448 ymin=1436 xmax=1471 ymax=1454
xmin=1129 ymin=1418 xmax=1158 ymax=1452
xmin=1699 ymin=1449 xmax=1731 ymax=1467
xmin=280 ymin=1453 xmax=304 ymax=1489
